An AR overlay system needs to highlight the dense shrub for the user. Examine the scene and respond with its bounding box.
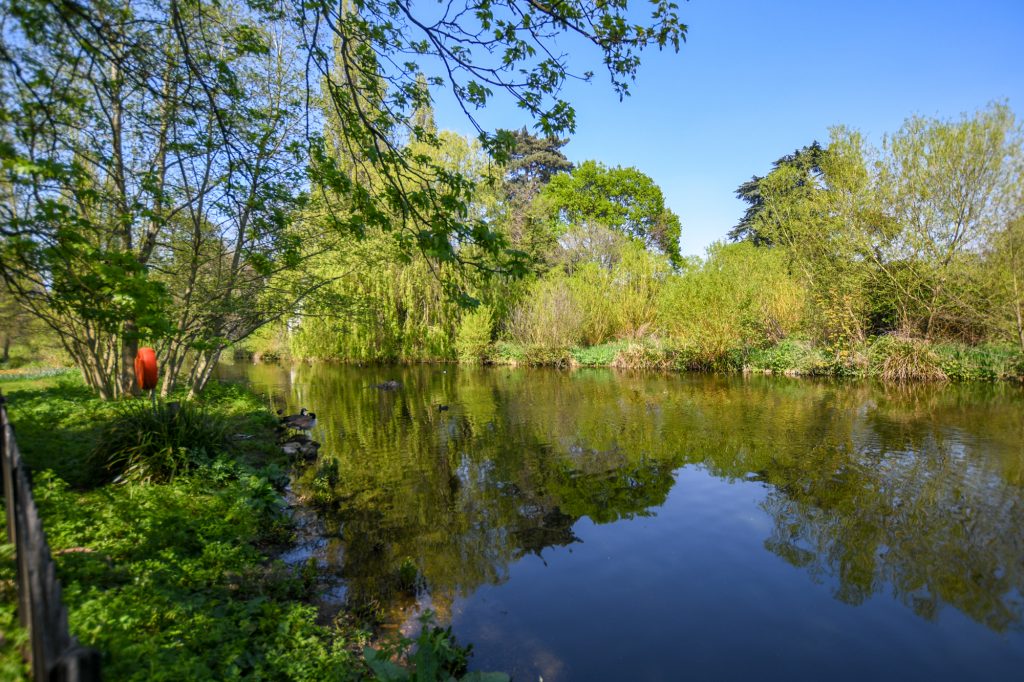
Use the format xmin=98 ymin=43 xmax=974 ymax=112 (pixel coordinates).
xmin=509 ymin=274 xmax=584 ymax=348
xmin=611 ymin=342 xmax=674 ymax=370
xmin=91 ymin=401 xmax=230 ymax=483
xmin=869 ymin=336 xmax=948 ymax=382
xmin=746 ymin=339 xmax=827 ymax=375
xmin=934 ymin=343 xmax=1024 ymax=382
xmin=455 ymin=306 xmax=493 ymax=363
xmin=571 ymin=342 xmax=627 ymax=367
xmin=521 ymin=345 xmax=573 ymax=367
xmin=658 ymin=242 xmax=806 ymax=366
xmin=490 ymin=341 xmax=526 ymax=364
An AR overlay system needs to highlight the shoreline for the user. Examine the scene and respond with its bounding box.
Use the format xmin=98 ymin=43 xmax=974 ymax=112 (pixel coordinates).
xmin=238 ymin=337 xmax=1024 ymax=384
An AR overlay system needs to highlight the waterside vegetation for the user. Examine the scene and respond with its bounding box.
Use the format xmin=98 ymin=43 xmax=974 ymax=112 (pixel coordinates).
xmin=250 ymin=104 xmax=1024 ymax=383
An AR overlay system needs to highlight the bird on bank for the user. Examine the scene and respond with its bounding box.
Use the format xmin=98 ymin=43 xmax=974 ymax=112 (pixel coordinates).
xmin=278 ymin=407 xmax=317 ymax=431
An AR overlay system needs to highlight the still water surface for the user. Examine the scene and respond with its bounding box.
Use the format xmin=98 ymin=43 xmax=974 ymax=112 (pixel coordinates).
xmin=218 ymin=363 xmax=1024 ymax=681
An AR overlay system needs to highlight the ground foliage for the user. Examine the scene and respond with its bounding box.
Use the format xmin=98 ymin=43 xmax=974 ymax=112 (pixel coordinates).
xmin=0 ymin=375 xmax=498 ymax=680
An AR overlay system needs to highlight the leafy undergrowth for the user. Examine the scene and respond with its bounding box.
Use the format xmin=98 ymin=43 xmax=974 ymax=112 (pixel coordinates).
xmin=0 ymin=374 xmax=504 ymax=680
xmin=478 ymin=338 xmax=1024 ymax=382
xmin=0 ymin=535 xmax=29 ymax=680
xmin=0 ymin=375 xmax=367 ymax=679
xmin=35 ymin=468 xmax=364 ymax=680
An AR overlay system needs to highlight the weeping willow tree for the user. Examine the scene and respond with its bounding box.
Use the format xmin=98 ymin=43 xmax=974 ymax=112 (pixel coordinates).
xmin=290 ymin=49 xmax=504 ymax=362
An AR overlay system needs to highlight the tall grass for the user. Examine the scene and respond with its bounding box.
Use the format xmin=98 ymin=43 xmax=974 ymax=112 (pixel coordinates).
xmin=611 ymin=342 xmax=675 ymax=370
xmin=91 ymin=401 xmax=230 ymax=483
xmin=869 ymin=336 xmax=948 ymax=382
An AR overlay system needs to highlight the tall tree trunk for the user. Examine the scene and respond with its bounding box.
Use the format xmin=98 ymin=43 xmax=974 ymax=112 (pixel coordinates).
xmin=121 ymin=320 xmax=139 ymax=397
xmin=188 ymin=348 xmax=223 ymax=399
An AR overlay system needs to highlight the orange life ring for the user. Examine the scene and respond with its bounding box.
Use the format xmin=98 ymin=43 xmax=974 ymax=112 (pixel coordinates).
xmin=134 ymin=347 xmax=158 ymax=391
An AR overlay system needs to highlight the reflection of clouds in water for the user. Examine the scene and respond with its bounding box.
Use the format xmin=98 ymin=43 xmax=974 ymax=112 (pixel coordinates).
xmin=468 ymin=618 xmax=565 ymax=682
xmin=531 ymin=647 xmax=566 ymax=681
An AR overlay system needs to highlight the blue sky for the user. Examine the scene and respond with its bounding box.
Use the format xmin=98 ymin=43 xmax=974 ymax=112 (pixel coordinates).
xmin=431 ymin=0 xmax=1024 ymax=257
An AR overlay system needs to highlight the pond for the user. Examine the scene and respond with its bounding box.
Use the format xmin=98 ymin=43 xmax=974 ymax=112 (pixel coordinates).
xmin=217 ymin=363 xmax=1024 ymax=681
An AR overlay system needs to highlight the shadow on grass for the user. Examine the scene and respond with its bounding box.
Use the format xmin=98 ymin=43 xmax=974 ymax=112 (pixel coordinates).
xmin=1 ymin=381 xmax=113 ymax=489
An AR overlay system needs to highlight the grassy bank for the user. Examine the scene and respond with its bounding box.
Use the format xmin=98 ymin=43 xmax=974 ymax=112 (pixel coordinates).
xmin=0 ymin=374 xmax=497 ymax=681
xmin=481 ymin=337 xmax=1024 ymax=382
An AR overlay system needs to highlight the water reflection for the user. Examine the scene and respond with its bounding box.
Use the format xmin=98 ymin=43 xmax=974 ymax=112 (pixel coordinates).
xmin=220 ymin=363 xmax=1024 ymax=638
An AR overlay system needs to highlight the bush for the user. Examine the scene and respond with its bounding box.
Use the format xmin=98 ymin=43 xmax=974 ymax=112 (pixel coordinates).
xmin=657 ymin=242 xmax=807 ymax=360
xmin=571 ymin=342 xmax=626 ymax=367
xmin=509 ymin=274 xmax=584 ymax=348
xmin=455 ymin=306 xmax=493 ymax=363
xmin=933 ymin=343 xmax=1024 ymax=382
xmin=490 ymin=341 xmax=525 ymax=364
xmin=869 ymin=336 xmax=947 ymax=382
xmin=746 ymin=339 xmax=827 ymax=375
xmin=91 ymin=400 xmax=230 ymax=483
xmin=667 ymin=341 xmax=745 ymax=372
xmin=611 ymin=342 xmax=674 ymax=370
xmin=521 ymin=345 xmax=572 ymax=368
xmin=817 ymin=344 xmax=870 ymax=378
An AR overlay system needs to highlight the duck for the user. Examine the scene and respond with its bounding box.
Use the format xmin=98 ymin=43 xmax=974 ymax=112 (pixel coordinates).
xmin=279 ymin=407 xmax=317 ymax=431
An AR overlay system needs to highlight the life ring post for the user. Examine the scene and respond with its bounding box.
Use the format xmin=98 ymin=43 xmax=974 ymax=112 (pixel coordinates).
xmin=134 ymin=347 xmax=159 ymax=408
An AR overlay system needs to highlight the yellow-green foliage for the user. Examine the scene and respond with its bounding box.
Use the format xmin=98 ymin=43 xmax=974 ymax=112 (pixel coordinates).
xmin=657 ymin=241 xmax=806 ymax=365
xmin=291 ymin=234 xmax=459 ymax=363
xmin=509 ymin=273 xmax=584 ymax=348
xmin=241 ymin=321 xmax=291 ymax=361
xmin=511 ymin=238 xmax=672 ymax=348
xmin=609 ymin=240 xmax=671 ymax=338
xmin=870 ymin=335 xmax=948 ymax=382
xmin=611 ymin=342 xmax=674 ymax=370
xmin=456 ymin=306 xmax=493 ymax=362
xmin=566 ymin=263 xmax=618 ymax=345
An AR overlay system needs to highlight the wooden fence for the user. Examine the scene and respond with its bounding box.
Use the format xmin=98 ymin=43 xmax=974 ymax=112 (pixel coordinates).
xmin=1 ymin=393 xmax=101 ymax=680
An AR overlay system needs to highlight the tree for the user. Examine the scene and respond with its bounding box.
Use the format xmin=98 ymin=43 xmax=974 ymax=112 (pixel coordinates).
xmin=502 ymin=128 xmax=573 ymax=203
xmin=498 ymin=127 xmax=573 ymax=249
xmin=875 ymin=103 xmax=1022 ymax=339
xmin=0 ymin=0 xmax=308 ymax=398
xmin=1 ymin=0 xmax=687 ymax=397
xmin=0 ymin=285 xmax=37 ymax=364
xmin=985 ymin=215 xmax=1024 ymax=351
xmin=734 ymin=104 xmax=1023 ymax=345
xmin=541 ymin=161 xmax=683 ymax=267
xmin=730 ymin=142 xmax=827 ymax=246
xmin=731 ymin=133 xmax=876 ymax=343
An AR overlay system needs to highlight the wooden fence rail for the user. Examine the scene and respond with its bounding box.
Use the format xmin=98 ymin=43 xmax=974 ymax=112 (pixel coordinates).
xmin=1 ymin=393 xmax=101 ymax=681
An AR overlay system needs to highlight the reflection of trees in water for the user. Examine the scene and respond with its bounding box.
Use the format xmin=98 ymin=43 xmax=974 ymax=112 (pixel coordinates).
xmin=761 ymin=441 xmax=1024 ymax=631
xmin=222 ymin=362 xmax=1024 ymax=631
